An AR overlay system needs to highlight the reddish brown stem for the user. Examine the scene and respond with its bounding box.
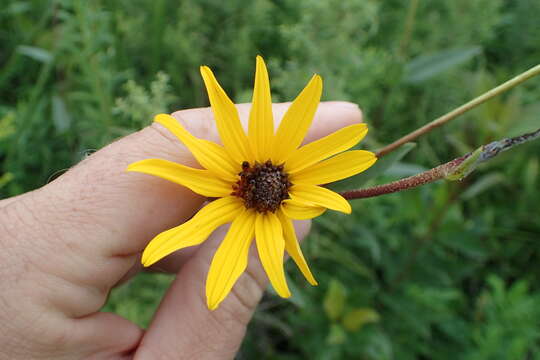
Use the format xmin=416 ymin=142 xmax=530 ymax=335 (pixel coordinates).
xmin=340 ymin=155 xmax=469 ymax=200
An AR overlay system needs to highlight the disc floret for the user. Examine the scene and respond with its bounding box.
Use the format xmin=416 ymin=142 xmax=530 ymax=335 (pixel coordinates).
xmin=232 ymin=160 xmax=291 ymax=213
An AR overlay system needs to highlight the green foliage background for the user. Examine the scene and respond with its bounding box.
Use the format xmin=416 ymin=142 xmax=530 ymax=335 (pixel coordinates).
xmin=2 ymin=0 xmax=540 ymax=358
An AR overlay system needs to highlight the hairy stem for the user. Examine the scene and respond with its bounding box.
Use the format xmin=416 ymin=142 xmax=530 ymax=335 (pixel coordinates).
xmin=342 ymin=127 xmax=540 ymax=200
xmin=376 ymin=63 xmax=540 ymax=158
xmin=340 ymin=155 xmax=468 ymax=200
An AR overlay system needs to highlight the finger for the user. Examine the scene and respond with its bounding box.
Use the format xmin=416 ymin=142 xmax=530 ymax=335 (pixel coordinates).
xmin=125 ymin=102 xmax=362 ymax=275
xmin=136 ymin=220 xmax=311 ymax=359
xmin=17 ymin=101 xmax=361 ymax=317
xmin=42 ymin=101 xmax=360 ymax=257
xmin=171 ymin=101 xmax=361 ymax=146
xmin=66 ymin=313 xmax=143 ymax=359
xmin=0 ymin=311 xmax=143 ymax=359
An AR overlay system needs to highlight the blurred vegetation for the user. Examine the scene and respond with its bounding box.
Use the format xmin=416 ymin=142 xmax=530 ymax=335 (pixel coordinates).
xmin=2 ymin=0 xmax=540 ymax=358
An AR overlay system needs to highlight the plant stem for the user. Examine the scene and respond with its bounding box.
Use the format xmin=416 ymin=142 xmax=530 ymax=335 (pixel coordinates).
xmin=342 ymin=127 xmax=540 ymax=200
xmin=376 ymin=63 xmax=540 ymax=158
xmin=340 ymin=155 xmax=468 ymax=200
xmin=397 ymin=0 xmax=420 ymax=58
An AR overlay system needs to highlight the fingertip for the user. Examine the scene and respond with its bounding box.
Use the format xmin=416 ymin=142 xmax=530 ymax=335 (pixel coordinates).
xmin=73 ymin=313 xmax=143 ymax=357
xmin=317 ymin=101 xmax=363 ymax=125
xmin=302 ymin=101 xmax=363 ymax=144
xmin=168 ymin=100 xmax=364 ymax=146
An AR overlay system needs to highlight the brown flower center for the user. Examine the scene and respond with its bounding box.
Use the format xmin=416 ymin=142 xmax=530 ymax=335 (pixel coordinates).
xmin=232 ymin=160 xmax=292 ymax=213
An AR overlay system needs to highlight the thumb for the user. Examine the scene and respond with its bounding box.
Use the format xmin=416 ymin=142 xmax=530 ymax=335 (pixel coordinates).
xmin=136 ymin=220 xmax=311 ymax=359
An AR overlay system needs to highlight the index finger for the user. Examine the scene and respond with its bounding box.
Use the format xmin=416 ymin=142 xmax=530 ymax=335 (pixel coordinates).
xmin=27 ymin=102 xmax=362 ymax=289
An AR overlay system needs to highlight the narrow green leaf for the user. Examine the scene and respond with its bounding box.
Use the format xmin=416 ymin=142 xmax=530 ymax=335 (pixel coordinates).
xmin=460 ymin=173 xmax=505 ymax=200
xmin=342 ymin=308 xmax=380 ymax=332
xmin=283 ymin=275 xmax=307 ymax=308
xmin=52 ymin=95 xmax=72 ymax=133
xmin=385 ymin=162 xmax=428 ymax=177
xmin=508 ymin=103 xmax=540 ymax=137
xmin=0 ymin=112 xmax=16 ymax=140
xmin=404 ymin=46 xmax=481 ymax=84
xmin=16 ymin=45 xmax=53 ymax=64
xmin=326 ymin=324 xmax=347 ymax=345
xmin=524 ymin=158 xmax=539 ymax=194
xmin=0 ymin=173 xmax=14 ymax=190
xmin=6 ymin=2 xmax=32 ymax=15
xmin=446 ymin=146 xmax=482 ymax=181
xmin=323 ymin=279 xmax=347 ymax=321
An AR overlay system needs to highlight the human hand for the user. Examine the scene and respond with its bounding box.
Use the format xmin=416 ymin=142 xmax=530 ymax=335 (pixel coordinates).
xmin=0 ymin=101 xmax=362 ymax=359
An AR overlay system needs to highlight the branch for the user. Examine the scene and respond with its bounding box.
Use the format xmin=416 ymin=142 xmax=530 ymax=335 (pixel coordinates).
xmin=376 ymin=64 xmax=540 ymax=158
xmin=341 ymin=127 xmax=540 ymax=200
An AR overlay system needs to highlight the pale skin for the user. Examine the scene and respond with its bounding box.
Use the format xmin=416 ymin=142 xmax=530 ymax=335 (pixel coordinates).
xmin=0 ymin=101 xmax=362 ymax=359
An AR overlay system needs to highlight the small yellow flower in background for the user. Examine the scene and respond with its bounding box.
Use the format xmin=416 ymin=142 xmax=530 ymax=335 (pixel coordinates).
xmin=127 ymin=56 xmax=377 ymax=310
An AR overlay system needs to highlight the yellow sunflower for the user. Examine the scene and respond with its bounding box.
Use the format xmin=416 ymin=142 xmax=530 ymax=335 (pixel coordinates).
xmin=127 ymin=56 xmax=376 ymax=310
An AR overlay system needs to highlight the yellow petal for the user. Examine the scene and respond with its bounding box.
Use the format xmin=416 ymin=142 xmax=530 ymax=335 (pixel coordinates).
xmin=154 ymin=113 xmax=238 ymax=181
xmin=291 ymin=150 xmax=377 ymax=185
xmin=206 ymin=209 xmax=256 ymax=310
xmin=289 ymin=184 xmax=351 ymax=214
xmin=276 ymin=210 xmax=317 ymax=286
xmin=255 ymin=212 xmax=291 ymax=298
xmin=248 ymin=56 xmax=274 ymax=162
xmin=200 ymin=66 xmax=252 ymax=163
xmin=280 ymin=199 xmax=326 ymax=220
xmin=286 ymin=123 xmax=368 ymax=174
xmin=272 ymin=75 xmax=322 ymax=164
xmin=142 ymin=196 xmax=244 ymax=266
xmin=127 ymin=159 xmax=233 ymax=197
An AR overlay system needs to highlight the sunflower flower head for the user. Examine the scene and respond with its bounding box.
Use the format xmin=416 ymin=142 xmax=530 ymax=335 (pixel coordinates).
xmin=127 ymin=56 xmax=377 ymax=310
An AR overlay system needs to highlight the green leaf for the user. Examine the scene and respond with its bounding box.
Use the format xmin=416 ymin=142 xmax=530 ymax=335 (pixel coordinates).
xmin=326 ymin=323 xmax=347 ymax=345
xmin=385 ymin=162 xmax=429 ymax=177
xmin=283 ymin=274 xmax=307 ymax=308
xmin=52 ymin=95 xmax=72 ymax=133
xmin=315 ymin=232 xmax=374 ymax=279
xmin=508 ymin=103 xmax=540 ymax=137
xmin=323 ymin=279 xmax=347 ymax=321
xmin=16 ymin=45 xmax=53 ymax=64
xmin=329 ymin=142 xmax=416 ymax=191
xmin=0 ymin=112 xmax=16 ymax=140
xmin=342 ymin=307 xmax=380 ymax=332
xmin=363 ymin=330 xmax=394 ymax=360
xmin=0 ymin=173 xmax=14 ymax=190
xmin=445 ymin=146 xmax=483 ymax=181
xmin=524 ymin=158 xmax=539 ymax=193
xmin=404 ymin=46 xmax=481 ymax=84
xmin=460 ymin=173 xmax=505 ymax=200
xmin=6 ymin=2 xmax=32 ymax=15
